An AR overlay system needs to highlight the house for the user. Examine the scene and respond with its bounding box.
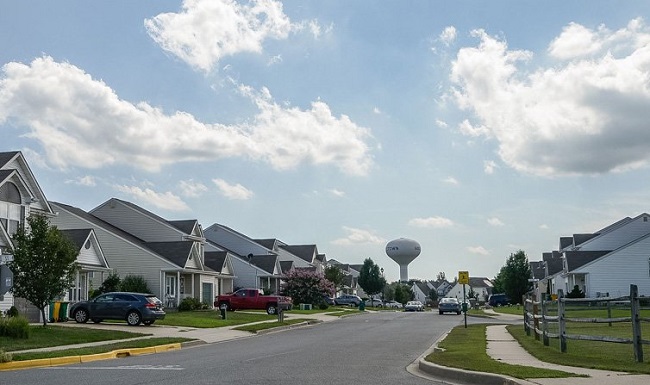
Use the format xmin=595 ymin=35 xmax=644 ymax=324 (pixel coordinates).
xmin=445 ymin=277 xmax=493 ymax=303
xmin=538 ymin=214 xmax=650 ymax=298
xmin=49 ymin=199 xmax=234 ymax=308
xmin=0 ymin=151 xmax=56 ymax=317
xmin=60 ymin=229 xmax=111 ymax=302
xmin=412 ymin=281 xmax=432 ymax=305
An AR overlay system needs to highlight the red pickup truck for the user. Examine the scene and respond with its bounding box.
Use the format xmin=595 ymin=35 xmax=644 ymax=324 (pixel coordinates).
xmin=216 ymin=288 xmax=292 ymax=315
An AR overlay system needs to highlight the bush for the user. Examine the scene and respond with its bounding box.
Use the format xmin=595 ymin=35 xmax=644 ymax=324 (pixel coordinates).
xmin=119 ymin=275 xmax=151 ymax=293
xmin=0 ymin=315 xmax=29 ymax=339
xmin=6 ymin=306 xmax=19 ymax=318
xmin=318 ymin=303 xmax=329 ymax=310
xmin=177 ymin=297 xmax=204 ymax=311
xmin=0 ymin=349 xmax=11 ymax=363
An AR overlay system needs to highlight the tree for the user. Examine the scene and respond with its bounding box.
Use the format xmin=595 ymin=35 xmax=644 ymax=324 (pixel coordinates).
xmin=281 ymin=269 xmax=335 ymax=306
xmin=436 ymin=271 xmax=446 ymax=281
xmin=494 ymin=250 xmax=532 ymax=305
xmin=357 ymin=258 xmax=386 ymax=305
xmin=324 ymin=265 xmax=345 ymax=294
xmin=8 ymin=215 xmax=78 ymax=326
xmin=90 ymin=271 xmax=121 ymax=298
xmin=393 ymin=282 xmax=413 ymax=304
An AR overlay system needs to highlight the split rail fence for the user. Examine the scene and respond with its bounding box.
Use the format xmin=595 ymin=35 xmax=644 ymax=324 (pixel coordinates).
xmin=523 ymin=284 xmax=650 ymax=362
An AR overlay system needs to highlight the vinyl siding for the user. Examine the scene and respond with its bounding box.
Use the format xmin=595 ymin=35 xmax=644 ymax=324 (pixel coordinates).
xmin=50 ymin=204 xmax=179 ymax=300
xmin=77 ymin=239 xmax=105 ymax=267
xmin=576 ymin=235 xmax=650 ymax=297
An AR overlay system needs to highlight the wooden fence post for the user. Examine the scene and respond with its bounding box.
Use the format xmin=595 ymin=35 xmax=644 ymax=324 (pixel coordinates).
xmin=607 ymin=300 xmax=612 ymax=327
xmin=524 ymin=295 xmax=530 ymax=336
xmin=558 ymin=289 xmax=567 ymax=353
xmin=631 ymin=284 xmax=644 ymax=363
xmin=533 ymin=299 xmax=540 ymax=341
xmin=542 ymin=296 xmax=549 ymax=346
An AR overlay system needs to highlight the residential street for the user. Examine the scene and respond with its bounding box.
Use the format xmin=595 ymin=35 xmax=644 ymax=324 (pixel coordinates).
xmin=2 ymin=311 xmax=472 ymax=385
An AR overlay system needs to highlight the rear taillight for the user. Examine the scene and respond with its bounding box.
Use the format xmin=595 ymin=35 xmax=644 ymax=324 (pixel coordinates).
xmin=145 ymin=303 xmax=157 ymax=309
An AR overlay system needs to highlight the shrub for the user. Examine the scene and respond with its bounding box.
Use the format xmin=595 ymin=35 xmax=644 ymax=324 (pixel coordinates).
xmin=318 ymin=303 xmax=329 ymax=310
xmin=6 ymin=306 xmax=18 ymax=318
xmin=0 ymin=349 xmax=11 ymax=363
xmin=0 ymin=315 xmax=29 ymax=339
xmin=119 ymin=275 xmax=151 ymax=293
xmin=177 ymin=297 xmax=204 ymax=311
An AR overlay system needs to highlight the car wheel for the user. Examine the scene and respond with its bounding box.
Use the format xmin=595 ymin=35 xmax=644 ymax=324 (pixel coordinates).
xmin=126 ymin=310 xmax=142 ymax=326
xmin=266 ymin=304 xmax=277 ymax=315
xmin=73 ymin=308 xmax=89 ymax=323
xmin=457 ymin=311 xmax=461 ymax=315
xmin=439 ymin=311 xmax=443 ymax=315
xmin=143 ymin=320 xmax=154 ymax=326
xmin=92 ymin=318 xmax=102 ymax=323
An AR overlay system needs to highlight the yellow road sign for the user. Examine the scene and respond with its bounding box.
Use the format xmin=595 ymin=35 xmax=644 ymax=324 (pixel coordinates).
xmin=458 ymin=271 xmax=469 ymax=284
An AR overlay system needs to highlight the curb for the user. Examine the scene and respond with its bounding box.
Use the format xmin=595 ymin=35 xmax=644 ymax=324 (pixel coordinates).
xmin=418 ymin=359 xmax=526 ymax=385
xmin=256 ymin=319 xmax=323 ymax=335
xmin=0 ymin=343 xmax=182 ymax=371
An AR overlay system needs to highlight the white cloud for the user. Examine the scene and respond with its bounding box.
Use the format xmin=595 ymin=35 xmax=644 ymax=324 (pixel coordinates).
xmin=179 ymin=179 xmax=208 ymax=197
xmin=373 ymin=107 xmax=382 ymax=114
xmin=331 ymin=226 xmax=385 ymax=245
xmin=450 ymin=19 xmax=650 ymax=177
xmin=442 ymin=176 xmax=459 ymax=185
xmin=0 ymin=57 xmax=373 ymax=176
xmin=408 ymin=216 xmax=454 ymax=228
xmin=65 ymin=175 xmax=96 ymax=187
xmin=435 ymin=119 xmax=448 ymax=128
xmin=267 ymin=54 xmax=283 ymax=66
xmin=328 ymin=188 xmax=345 ymax=197
xmin=439 ymin=26 xmax=457 ymax=46
xmin=484 ymin=160 xmax=498 ymax=174
xmin=213 ymin=178 xmax=254 ymax=200
xmin=487 ymin=217 xmax=504 ymax=226
xmin=539 ymin=224 xmax=549 ymax=230
xmin=114 ymin=185 xmax=190 ymax=212
xmin=467 ymin=245 xmax=489 ymax=255
xmin=145 ymin=0 xmax=295 ymax=72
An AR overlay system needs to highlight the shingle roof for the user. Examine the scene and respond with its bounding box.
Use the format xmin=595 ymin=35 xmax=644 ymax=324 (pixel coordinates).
xmin=468 ymin=277 xmax=492 ymax=288
xmin=414 ymin=281 xmax=430 ymax=295
xmin=168 ymin=220 xmax=197 ymax=234
xmin=565 ymin=250 xmax=610 ymax=271
xmin=0 ymin=169 xmax=14 ymax=184
xmin=530 ymin=261 xmax=547 ymax=280
xmin=559 ymin=236 xmax=573 ymax=250
xmin=204 ymin=251 xmax=228 ymax=273
xmin=279 ymin=245 xmax=316 ymax=263
xmin=60 ymin=228 xmax=93 ymax=250
xmin=280 ymin=260 xmax=293 ymax=274
xmin=253 ymin=239 xmax=277 ymax=250
xmin=573 ymin=233 xmax=598 ymax=246
xmin=144 ymin=241 xmax=194 ymax=267
xmin=542 ymin=251 xmax=564 ymax=276
xmin=247 ymin=254 xmax=278 ymax=275
xmin=0 ymin=151 xmax=19 ymax=168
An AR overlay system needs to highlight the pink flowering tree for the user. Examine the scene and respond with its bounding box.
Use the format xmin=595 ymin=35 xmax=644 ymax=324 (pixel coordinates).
xmin=281 ymin=269 xmax=336 ymax=306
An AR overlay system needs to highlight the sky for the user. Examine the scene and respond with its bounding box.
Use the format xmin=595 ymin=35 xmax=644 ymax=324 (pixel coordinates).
xmin=3 ymin=1 xmax=650 ymax=283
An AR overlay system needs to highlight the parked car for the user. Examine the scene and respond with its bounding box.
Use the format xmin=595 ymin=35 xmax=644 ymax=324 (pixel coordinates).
xmin=404 ymin=300 xmax=425 ymax=312
xmin=334 ymin=294 xmax=362 ymax=306
xmin=438 ymin=297 xmax=461 ymax=314
xmin=364 ymin=298 xmax=383 ymax=307
xmin=488 ymin=293 xmax=510 ymax=307
xmin=384 ymin=300 xmax=403 ymax=308
xmin=69 ymin=292 xmax=166 ymax=326
xmin=216 ymin=288 xmax=292 ymax=314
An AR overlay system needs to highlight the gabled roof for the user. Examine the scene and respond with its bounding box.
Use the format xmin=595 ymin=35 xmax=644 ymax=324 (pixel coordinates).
xmin=559 ymin=237 xmax=573 ymax=250
xmin=279 ymin=244 xmax=317 ymax=263
xmin=542 ymin=251 xmax=564 ymax=276
xmin=0 ymin=151 xmax=53 ymax=215
xmin=573 ymin=233 xmax=599 ymax=247
xmin=413 ymin=281 xmax=431 ymax=296
xmin=468 ymin=277 xmax=492 ymax=288
xmin=254 ymin=239 xmax=278 ymax=250
xmin=0 ymin=151 xmax=20 ymax=166
xmin=564 ymin=250 xmax=611 ymax=271
xmin=530 ymin=261 xmax=547 ymax=280
xmin=280 ymin=260 xmax=293 ymax=274
xmin=144 ymin=241 xmax=194 ymax=267
xmin=204 ymin=251 xmax=228 ymax=273
xmin=248 ymin=254 xmax=279 ymax=275
xmin=60 ymin=228 xmax=110 ymax=269
xmin=349 ymin=264 xmax=363 ymax=272
xmin=169 ymin=220 xmax=198 ymax=234
xmin=61 ymin=228 xmax=94 ymax=249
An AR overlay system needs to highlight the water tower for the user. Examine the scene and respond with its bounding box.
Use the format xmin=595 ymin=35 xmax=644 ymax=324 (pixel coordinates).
xmin=385 ymin=238 xmax=421 ymax=282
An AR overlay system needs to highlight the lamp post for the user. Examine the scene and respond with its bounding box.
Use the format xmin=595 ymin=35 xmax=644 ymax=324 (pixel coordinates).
xmin=380 ymin=267 xmax=385 ymax=303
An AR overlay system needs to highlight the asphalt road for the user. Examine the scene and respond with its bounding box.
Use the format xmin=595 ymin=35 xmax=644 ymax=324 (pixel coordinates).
xmin=2 ymin=311 xmax=474 ymax=385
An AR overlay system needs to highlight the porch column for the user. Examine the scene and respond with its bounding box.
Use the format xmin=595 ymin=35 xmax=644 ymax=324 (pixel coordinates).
xmin=177 ymin=271 xmax=181 ymax=303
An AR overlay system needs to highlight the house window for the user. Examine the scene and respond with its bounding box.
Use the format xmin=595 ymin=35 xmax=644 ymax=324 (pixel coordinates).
xmin=0 ymin=182 xmax=22 ymax=236
xmin=165 ymin=275 xmax=177 ymax=298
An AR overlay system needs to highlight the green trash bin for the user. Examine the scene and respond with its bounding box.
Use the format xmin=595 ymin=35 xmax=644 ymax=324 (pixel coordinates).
xmin=59 ymin=302 xmax=69 ymax=322
xmin=359 ymin=301 xmax=365 ymax=311
xmin=48 ymin=301 xmax=55 ymax=322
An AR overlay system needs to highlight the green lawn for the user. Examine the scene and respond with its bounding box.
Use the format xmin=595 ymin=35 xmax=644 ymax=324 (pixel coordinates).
xmin=0 ymin=325 xmax=151 ymax=352
xmin=425 ymin=324 xmax=577 ymax=379
xmin=156 ymin=310 xmax=275 ymax=327
xmin=233 ymin=318 xmax=313 ymax=332
xmin=509 ymin=324 xmax=650 ymax=374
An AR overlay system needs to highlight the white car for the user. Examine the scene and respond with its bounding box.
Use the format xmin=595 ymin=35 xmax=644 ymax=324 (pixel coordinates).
xmin=404 ymin=301 xmax=425 ymax=312
xmin=384 ymin=300 xmax=403 ymax=308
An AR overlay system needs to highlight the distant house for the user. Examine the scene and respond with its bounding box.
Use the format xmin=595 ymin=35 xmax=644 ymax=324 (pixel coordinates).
xmin=446 ymin=277 xmax=493 ymax=303
xmin=536 ymin=213 xmax=650 ymax=298
xmin=412 ymin=281 xmax=432 ymax=304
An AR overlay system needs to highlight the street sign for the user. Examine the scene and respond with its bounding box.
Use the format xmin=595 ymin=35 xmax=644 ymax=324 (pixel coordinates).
xmin=458 ymin=270 xmax=469 ymax=285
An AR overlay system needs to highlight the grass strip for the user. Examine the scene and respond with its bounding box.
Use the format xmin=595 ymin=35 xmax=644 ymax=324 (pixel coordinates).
xmin=508 ymin=324 xmax=650 ymax=374
xmin=156 ymin=310 xmax=276 ymax=328
xmin=8 ymin=337 xmax=192 ymax=361
xmin=425 ymin=324 xmax=577 ymax=379
xmin=233 ymin=318 xmax=314 ymax=333
xmin=0 ymin=325 xmax=150 ymax=352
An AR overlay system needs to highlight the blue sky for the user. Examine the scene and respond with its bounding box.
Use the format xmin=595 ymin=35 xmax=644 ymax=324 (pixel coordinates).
xmin=3 ymin=1 xmax=650 ymax=283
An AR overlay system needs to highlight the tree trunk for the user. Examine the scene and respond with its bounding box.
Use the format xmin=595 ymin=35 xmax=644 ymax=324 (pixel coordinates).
xmin=40 ymin=307 xmax=48 ymax=327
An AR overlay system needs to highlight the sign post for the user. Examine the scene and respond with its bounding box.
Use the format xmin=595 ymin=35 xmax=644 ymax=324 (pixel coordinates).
xmin=458 ymin=271 xmax=469 ymax=328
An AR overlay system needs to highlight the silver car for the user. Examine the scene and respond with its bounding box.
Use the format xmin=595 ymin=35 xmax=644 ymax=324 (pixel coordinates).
xmin=334 ymin=294 xmax=361 ymax=306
